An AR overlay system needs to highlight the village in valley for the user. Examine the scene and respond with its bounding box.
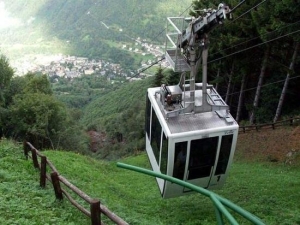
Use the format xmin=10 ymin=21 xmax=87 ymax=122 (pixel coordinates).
xmin=10 ymin=37 xmax=168 ymax=82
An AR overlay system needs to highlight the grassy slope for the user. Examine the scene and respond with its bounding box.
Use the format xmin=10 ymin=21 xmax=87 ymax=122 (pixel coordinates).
xmin=1 ymin=137 xmax=300 ymax=224
xmin=0 ymin=139 xmax=89 ymax=225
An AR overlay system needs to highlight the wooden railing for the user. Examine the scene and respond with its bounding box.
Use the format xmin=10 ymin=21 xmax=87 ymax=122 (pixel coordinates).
xmin=23 ymin=142 xmax=128 ymax=225
xmin=239 ymin=116 xmax=300 ymax=133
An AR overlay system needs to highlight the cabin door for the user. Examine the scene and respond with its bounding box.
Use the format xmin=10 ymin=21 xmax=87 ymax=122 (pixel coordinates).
xmin=184 ymin=136 xmax=219 ymax=190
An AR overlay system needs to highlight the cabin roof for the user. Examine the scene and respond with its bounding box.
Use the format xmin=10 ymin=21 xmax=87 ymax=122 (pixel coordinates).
xmin=148 ymin=86 xmax=238 ymax=135
xmin=166 ymin=111 xmax=233 ymax=134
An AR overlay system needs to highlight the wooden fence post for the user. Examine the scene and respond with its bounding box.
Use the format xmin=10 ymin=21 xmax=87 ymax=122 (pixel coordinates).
xmin=290 ymin=117 xmax=293 ymax=126
xmin=90 ymin=199 xmax=101 ymax=225
xmin=40 ymin=156 xmax=47 ymax=188
xmin=32 ymin=149 xmax=40 ymax=169
xmin=23 ymin=141 xmax=29 ymax=159
xmin=51 ymin=172 xmax=63 ymax=200
xmin=272 ymin=123 xmax=275 ymax=130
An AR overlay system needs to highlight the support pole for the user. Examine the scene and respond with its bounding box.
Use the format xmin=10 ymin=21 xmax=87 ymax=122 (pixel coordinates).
xmin=199 ymin=36 xmax=212 ymax=113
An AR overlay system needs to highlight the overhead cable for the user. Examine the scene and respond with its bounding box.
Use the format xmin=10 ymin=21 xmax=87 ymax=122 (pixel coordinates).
xmin=210 ymin=20 xmax=300 ymax=58
xmin=129 ymin=57 xmax=165 ymax=79
xmin=152 ymin=3 xmax=193 ymax=42
xmin=132 ymin=3 xmax=194 ymax=75
xmin=208 ymin=29 xmax=300 ymax=63
xmin=223 ymin=75 xmax=300 ymax=98
xmin=231 ymin=0 xmax=268 ymax=22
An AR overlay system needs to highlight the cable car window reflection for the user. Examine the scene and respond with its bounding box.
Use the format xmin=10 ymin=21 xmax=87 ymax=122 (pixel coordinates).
xmin=188 ymin=137 xmax=218 ymax=180
xmin=150 ymin=107 xmax=162 ymax=164
xmin=215 ymin=134 xmax=233 ymax=175
xmin=160 ymin=133 xmax=168 ymax=174
xmin=173 ymin=141 xmax=187 ymax=180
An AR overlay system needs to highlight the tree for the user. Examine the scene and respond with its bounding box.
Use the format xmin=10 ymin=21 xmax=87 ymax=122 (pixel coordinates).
xmin=9 ymin=93 xmax=68 ymax=148
xmin=153 ymin=66 xmax=165 ymax=87
xmin=23 ymin=73 xmax=53 ymax=95
xmin=0 ymin=55 xmax=14 ymax=106
xmin=273 ymin=42 xmax=299 ymax=122
xmin=0 ymin=55 xmax=14 ymax=137
xmin=272 ymin=0 xmax=300 ymax=122
xmin=164 ymin=69 xmax=180 ymax=85
xmin=3 ymin=76 xmax=26 ymax=107
xmin=225 ymin=63 xmax=234 ymax=104
xmin=249 ymin=45 xmax=271 ymax=124
xmin=2 ymin=72 xmax=89 ymax=151
xmin=236 ymin=73 xmax=246 ymax=122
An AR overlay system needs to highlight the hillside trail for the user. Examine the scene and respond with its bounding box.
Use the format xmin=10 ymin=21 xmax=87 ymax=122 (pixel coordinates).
xmin=236 ymin=125 xmax=300 ymax=164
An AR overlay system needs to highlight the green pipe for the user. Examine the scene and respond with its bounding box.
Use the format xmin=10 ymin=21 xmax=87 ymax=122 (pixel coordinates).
xmin=117 ymin=162 xmax=212 ymax=197
xmin=216 ymin=196 xmax=265 ymax=225
xmin=213 ymin=205 xmax=224 ymax=225
xmin=117 ymin=162 xmax=265 ymax=225
xmin=210 ymin=194 xmax=238 ymax=225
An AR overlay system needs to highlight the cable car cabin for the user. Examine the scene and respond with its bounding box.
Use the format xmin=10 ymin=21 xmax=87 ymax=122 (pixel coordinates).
xmin=145 ymin=6 xmax=237 ymax=198
xmin=145 ymin=83 xmax=239 ymax=198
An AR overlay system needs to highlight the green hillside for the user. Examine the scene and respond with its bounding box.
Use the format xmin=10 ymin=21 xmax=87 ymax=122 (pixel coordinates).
xmin=1 ymin=1 xmax=300 ymax=222
xmin=0 ymin=0 xmax=191 ymax=66
xmin=1 ymin=138 xmax=300 ymax=224
xmin=81 ymin=77 xmax=153 ymax=159
xmin=82 ymin=77 xmax=151 ymax=128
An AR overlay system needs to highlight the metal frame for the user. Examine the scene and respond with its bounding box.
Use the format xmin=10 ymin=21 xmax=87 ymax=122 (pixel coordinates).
xmin=165 ymin=17 xmax=191 ymax=72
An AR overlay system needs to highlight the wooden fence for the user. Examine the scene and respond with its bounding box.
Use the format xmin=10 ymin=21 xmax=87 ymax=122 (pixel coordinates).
xmin=239 ymin=116 xmax=300 ymax=133
xmin=23 ymin=142 xmax=128 ymax=225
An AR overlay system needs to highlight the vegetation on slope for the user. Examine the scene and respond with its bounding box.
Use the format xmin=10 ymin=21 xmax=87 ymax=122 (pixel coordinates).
xmin=0 ymin=68 xmax=89 ymax=152
xmin=81 ymin=77 xmax=154 ymax=159
xmin=1 ymin=132 xmax=300 ymax=224
xmin=0 ymin=139 xmax=89 ymax=225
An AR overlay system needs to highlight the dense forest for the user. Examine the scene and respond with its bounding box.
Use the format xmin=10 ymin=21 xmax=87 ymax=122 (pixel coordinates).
xmin=0 ymin=0 xmax=300 ymax=159
xmin=190 ymin=0 xmax=300 ymax=124
xmin=0 ymin=55 xmax=88 ymax=152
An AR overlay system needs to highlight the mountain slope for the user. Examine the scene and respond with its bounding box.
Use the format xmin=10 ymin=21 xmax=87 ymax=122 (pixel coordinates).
xmin=81 ymin=77 xmax=153 ymax=159
xmin=82 ymin=78 xmax=151 ymax=129
xmin=1 ymin=138 xmax=300 ymax=224
xmin=0 ymin=0 xmax=192 ymax=62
